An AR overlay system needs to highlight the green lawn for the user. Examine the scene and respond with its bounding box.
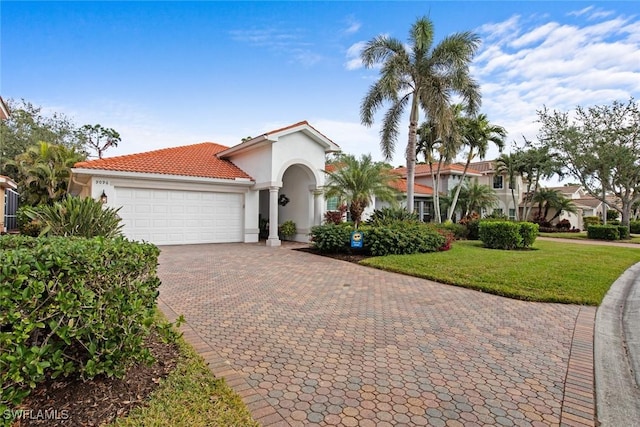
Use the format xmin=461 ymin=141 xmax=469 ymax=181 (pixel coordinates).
xmin=111 ymin=325 xmax=258 ymax=427
xmin=539 ymin=231 xmax=640 ymax=244
xmin=361 ymin=240 xmax=640 ymax=305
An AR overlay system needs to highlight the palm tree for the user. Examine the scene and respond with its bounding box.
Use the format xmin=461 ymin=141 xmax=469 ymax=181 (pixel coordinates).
xmin=532 ymin=188 xmax=562 ymax=222
xmin=496 ymin=152 xmax=521 ymax=221
xmin=447 ymin=113 xmax=506 ymax=221
xmin=548 ymin=196 xmax=579 ymax=222
xmin=323 ymin=154 xmax=400 ymax=228
xmin=459 ymin=179 xmax=498 ymax=216
xmin=8 ymin=141 xmax=85 ymax=205
xmin=360 ymin=16 xmax=481 ymax=213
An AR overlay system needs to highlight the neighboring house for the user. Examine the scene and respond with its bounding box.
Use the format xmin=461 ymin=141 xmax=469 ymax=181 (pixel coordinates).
xmin=69 ymin=121 xmax=340 ymax=246
xmin=467 ymin=160 xmax=526 ymax=220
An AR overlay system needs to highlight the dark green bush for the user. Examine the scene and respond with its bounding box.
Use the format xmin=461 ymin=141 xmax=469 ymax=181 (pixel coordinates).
xmin=607 ymin=209 xmax=619 ymax=221
xmin=310 ymin=223 xmax=352 ymax=253
xmin=365 ymin=207 xmax=419 ymax=226
xmin=367 ymin=222 xmax=445 ymax=256
xmin=519 ymin=222 xmax=539 ymax=248
xmin=0 ymin=236 xmax=160 ymax=410
xmin=431 ymin=222 xmax=467 ymax=240
xmin=583 ymin=216 xmax=601 ymax=230
xmin=479 ymin=221 xmax=522 ymax=250
xmin=16 ymin=206 xmax=42 ymax=237
xmin=465 ymin=219 xmax=481 ymax=240
xmin=587 ymin=225 xmax=620 ymax=240
xmin=617 ymin=225 xmax=630 ymax=240
xmin=631 ymin=221 xmax=640 ymax=234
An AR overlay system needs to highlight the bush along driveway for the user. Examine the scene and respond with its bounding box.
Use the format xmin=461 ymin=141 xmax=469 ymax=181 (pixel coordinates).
xmin=157 ymin=242 xmax=597 ymax=426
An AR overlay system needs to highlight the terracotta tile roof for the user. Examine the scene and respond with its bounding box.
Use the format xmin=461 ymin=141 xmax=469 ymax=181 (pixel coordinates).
xmin=390 ymin=179 xmax=434 ymax=196
xmin=74 ymin=143 xmax=253 ymax=180
xmin=395 ymin=163 xmax=483 ymax=177
xmin=467 ymin=160 xmax=495 ymax=173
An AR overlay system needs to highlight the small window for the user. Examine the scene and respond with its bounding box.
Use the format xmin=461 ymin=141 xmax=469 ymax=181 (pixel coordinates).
xmin=493 ymin=175 xmax=503 ymax=189
xmin=509 ymin=209 xmax=516 ymax=220
xmin=326 ymin=196 xmax=339 ymax=211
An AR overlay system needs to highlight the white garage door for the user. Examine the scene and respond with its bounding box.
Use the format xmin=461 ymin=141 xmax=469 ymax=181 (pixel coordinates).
xmin=116 ymin=188 xmax=244 ymax=245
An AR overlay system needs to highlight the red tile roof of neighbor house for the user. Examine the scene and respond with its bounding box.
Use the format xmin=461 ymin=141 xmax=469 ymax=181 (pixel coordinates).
xmin=467 ymin=160 xmax=495 ymax=173
xmin=395 ymin=163 xmax=483 ymax=177
xmin=74 ymin=143 xmax=253 ymax=180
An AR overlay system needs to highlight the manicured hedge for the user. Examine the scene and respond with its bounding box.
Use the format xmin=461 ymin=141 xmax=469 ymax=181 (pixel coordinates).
xmin=630 ymin=221 xmax=640 ymax=234
xmin=310 ymin=222 xmax=446 ymax=256
xmin=0 ymin=235 xmax=161 ymax=409
xmin=478 ymin=221 xmax=539 ymax=250
xmin=587 ymin=225 xmax=620 ymax=240
xmin=582 ymin=216 xmax=601 ymax=230
xmin=618 ymin=225 xmax=630 ymax=240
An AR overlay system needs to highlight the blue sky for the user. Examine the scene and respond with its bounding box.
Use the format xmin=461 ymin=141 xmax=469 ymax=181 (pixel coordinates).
xmin=2 ymin=1 xmax=639 ymax=168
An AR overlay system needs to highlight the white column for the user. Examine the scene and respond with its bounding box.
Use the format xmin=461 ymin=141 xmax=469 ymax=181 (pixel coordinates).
xmin=314 ymin=190 xmax=324 ymax=226
xmin=266 ymin=186 xmax=281 ymax=247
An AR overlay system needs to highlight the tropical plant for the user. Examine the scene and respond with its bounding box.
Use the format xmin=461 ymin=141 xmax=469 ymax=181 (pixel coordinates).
xmin=496 ymin=152 xmax=522 ymax=221
xmin=25 ymin=196 xmax=123 ymax=238
xmin=458 ymin=179 xmax=498 ymax=216
xmin=448 ymin=113 xmax=506 ymax=221
xmin=366 ymin=206 xmax=419 ymax=226
xmin=6 ymin=142 xmax=85 ymax=205
xmin=323 ymin=154 xmax=399 ymax=228
xmin=548 ymin=196 xmax=579 ymax=223
xmin=360 ymin=16 xmax=481 ymax=214
xmin=531 ymin=188 xmax=562 ymax=222
xmin=516 ymin=144 xmax=563 ymax=221
xmin=279 ymin=220 xmax=297 ymax=240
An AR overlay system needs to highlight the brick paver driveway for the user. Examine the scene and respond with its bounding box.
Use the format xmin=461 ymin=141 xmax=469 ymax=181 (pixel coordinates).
xmin=158 ymin=243 xmax=596 ymax=427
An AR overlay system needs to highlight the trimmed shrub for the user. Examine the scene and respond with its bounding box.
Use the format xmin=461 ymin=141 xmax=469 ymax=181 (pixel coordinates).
xmin=279 ymin=220 xmax=296 ymax=239
xmin=519 ymin=222 xmax=539 ymax=248
xmin=583 ymin=216 xmax=601 ymax=230
xmin=366 ymin=222 xmax=445 ymax=256
xmin=365 ymin=207 xmax=419 ymax=226
xmin=0 ymin=236 xmax=160 ymax=409
xmin=631 ymin=221 xmax=640 ymax=234
xmin=556 ymin=219 xmax=571 ymax=230
xmin=587 ymin=225 xmax=620 ymax=240
xmin=607 ymin=209 xmax=619 ymax=221
xmin=465 ymin=219 xmax=481 ymax=240
xmin=432 ymin=222 xmax=467 ymax=240
xmin=479 ymin=221 xmax=522 ymax=250
xmin=310 ymin=223 xmax=352 ymax=253
xmin=618 ymin=225 xmax=630 ymax=240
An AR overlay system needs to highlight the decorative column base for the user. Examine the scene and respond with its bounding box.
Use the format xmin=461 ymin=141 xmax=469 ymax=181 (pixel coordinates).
xmin=266 ymin=237 xmax=281 ymax=247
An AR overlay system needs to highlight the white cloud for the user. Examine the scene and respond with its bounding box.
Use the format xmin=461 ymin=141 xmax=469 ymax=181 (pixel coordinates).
xmin=343 ymin=17 xmax=361 ymax=35
xmin=568 ymin=6 xmax=594 ymax=17
xmin=344 ymin=41 xmax=366 ymax=70
xmin=474 ymin=10 xmax=640 ymax=151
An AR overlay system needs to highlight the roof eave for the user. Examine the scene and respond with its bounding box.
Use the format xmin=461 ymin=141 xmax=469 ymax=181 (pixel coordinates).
xmin=71 ymin=168 xmax=255 ymax=186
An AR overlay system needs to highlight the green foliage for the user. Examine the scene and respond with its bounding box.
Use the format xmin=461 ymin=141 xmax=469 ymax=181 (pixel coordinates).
xmin=631 ymin=221 xmax=640 ymax=234
xmin=366 ymin=223 xmax=445 ymax=256
xmin=279 ymin=220 xmax=297 ymax=239
xmin=606 ymin=209 xmax=619 ymax=221
xmin=310 ymin=224 xmax=352 ymax=253
xmin=617 ymin=226 xmax=630 ymax=240
xmin=77 ymin=124 xmax=121 ymax=159
xmin=365 ymin=207 xmax=418 ymax=226
xmin=484 ymin=211 xmax=509 ymax=220
xmin=583 ymin=216 xmax=602 ymax=230
xmin=16 ymin=206 xmax=42 ymax=237
xmin=479 ymin=221 xmax=538 ymax=250
xmin=587 ymin=225 xmax=620 ymax=240
xmin=25 ymin=196 xmax=123 ymax=238
xmin=466 ymin=219 xmax=480 ymax=240
xmin=431 ymin=222 xmax=467 ymax=240
xmin=0 ymin=236 xmax=161 ymax=410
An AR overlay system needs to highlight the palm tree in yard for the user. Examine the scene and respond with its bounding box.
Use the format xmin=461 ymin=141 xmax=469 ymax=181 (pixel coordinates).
xmin=532 ymin=188 xmax=562 ymax=222
xmin=459 ymin=179 xmax=498 ymax=216
xmin=447 ymin=113 xmax=506 ymax=221
xmin=496 ymin=152 xmax=522 ymax=221
xmin=360 ymin=16 xmax=481 ymax=214
xmin=548 ymin=196 xmax=578 ymax=223
xmin=323 ymin=154 xmax=400 ymax=228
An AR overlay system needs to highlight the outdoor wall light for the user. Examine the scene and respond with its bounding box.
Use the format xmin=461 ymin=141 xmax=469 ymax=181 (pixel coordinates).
xmin=100 ymin=190 xmax=108 ymax=204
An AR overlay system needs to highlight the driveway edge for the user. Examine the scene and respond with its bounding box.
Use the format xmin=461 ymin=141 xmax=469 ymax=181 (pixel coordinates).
xmin=157 ymin=298 xmax=290 ymax=426
xmin=595 ymin=262 xmax=640 ymax=426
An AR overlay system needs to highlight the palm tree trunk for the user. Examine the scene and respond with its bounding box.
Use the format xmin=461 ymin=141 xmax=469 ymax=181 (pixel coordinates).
xmin=433 ymin=157 xmax=444 ymax=223
xmin=447 ymin=149 xmax=473 ymax=222
xmin=406 ymin=97 xmax=419 ymax=213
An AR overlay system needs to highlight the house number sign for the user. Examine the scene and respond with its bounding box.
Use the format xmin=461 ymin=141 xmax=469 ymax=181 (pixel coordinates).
xmin=95 ymin=180 xmax=110 ymax=185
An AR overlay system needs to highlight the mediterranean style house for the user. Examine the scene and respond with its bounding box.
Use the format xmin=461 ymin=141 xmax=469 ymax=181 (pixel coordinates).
xmin=70 ymin=121 xmax=340 ymax=246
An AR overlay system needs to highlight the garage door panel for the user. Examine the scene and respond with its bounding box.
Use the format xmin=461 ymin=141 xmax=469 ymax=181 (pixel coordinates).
xmin=115 ymin=187 xmax=243 ymax=245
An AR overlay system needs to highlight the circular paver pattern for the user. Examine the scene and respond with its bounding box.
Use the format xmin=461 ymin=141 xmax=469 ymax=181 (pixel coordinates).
xmin=159 ymin=243 xmax=589 ymax=426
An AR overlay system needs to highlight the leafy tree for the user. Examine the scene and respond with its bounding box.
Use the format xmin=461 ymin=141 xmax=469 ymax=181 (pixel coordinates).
xmin=6 ymin=142 xmax=85 ymax=205
xmin=0 ymin=99 xmax=81 ymax=176
xmin=78 ymin=124 xmax=121 ymax=159
xmin=496 ymin=152 xmax=522 ymax=221
xmin=516 ymin=144 xmax=562 ymax=221
xmin=323 ymin=154 xmax=400 ymax=228
xmin=537 ymin=98 xmax=640 ymax=226
xmin=448 ymin=113 xmax=506 ymax=221
xmin=360 ymin=16 xmax=481 ymax=213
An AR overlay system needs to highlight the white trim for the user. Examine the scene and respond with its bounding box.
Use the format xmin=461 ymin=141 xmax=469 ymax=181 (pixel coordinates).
xmin=71 ymin=168 xmax=254 ymax=187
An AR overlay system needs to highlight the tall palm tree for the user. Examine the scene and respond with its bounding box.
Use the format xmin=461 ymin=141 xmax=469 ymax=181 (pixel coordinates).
xmin=548 ymin=197 xmax=578 ymax=222
xmin=496 ymin=152 xmax=521 ymax=221
xmin=447 ymin=113 xmax=506 ymax=221
xmin=532 ymin=188 xmax=562 ymax=222
xmin=323 ymin=154 xmax=400 ymax=228
xmin=459 ymin=179 xmax=499 ymax=216
xmin=360 ymin=16 xmax=481 ymax=213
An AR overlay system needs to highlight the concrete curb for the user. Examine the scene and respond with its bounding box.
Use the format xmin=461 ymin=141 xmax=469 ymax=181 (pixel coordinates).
xmin=595 ymin=262 xmax=640 ymax=426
